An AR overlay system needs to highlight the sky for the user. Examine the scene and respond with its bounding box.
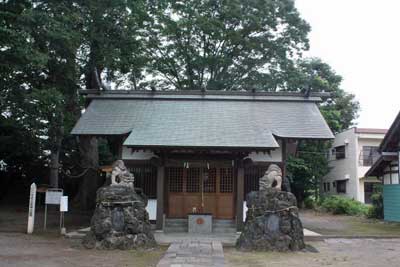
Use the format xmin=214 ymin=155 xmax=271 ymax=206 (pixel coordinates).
xmin=296 ymin=0 xmax=400 ymax=129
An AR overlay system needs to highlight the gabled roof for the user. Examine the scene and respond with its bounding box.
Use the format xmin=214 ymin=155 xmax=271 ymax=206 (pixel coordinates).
xmin=365 ymin=111 xmax=400 ymax=177
xmin=365 ymin=154 xmax=397 ymax=177
xmin=379 ymin=111 xmax=400 ymax=152
xmin=71 ymin=90 xmax=334 ymax=149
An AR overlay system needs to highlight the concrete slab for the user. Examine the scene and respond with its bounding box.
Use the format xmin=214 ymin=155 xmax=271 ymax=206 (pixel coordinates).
xmin=66 ymin=227 xmax=321 ymax=244
xmin=154 ymin=228 xmax=321 ymax=246
xmin=157 ymin=240 xmax=225 ymax=267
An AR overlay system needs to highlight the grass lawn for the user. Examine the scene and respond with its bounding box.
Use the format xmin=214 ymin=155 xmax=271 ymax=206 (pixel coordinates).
xmin=300 ymin=209 xmax=400 ymax=236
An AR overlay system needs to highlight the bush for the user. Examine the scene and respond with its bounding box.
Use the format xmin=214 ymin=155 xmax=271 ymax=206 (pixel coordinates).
xmin=320 ymin=195 xmax=369 ymax=216
xmin=303 ymin=196 xmax=316 ymax=209
xmin=366 ymin=184 xmax=384 ymax=219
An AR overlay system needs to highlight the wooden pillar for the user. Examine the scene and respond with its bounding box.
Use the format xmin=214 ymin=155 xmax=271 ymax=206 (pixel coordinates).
xmin=236 ymin=162 xmax=244 ymax=231
xmin=156 ymin=165 xmax=165 ymax=230
xmin=281 ymin=139 xmax=287 ymax=178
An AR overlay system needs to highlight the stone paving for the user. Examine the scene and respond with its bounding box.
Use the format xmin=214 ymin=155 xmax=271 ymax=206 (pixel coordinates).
xmin=156 ymin=240 xmax=225 ymax=267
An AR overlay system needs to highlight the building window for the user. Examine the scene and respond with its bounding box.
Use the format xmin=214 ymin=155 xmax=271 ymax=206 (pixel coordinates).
xmin=360 ymin=146 xmax=379 ymax=166
xmin=186 ymin=168 xmax=200 ymax=193
xmin=220 ymin=168 xmax=234 ymax=193
xmin=244 ymin=165 xmax=268 ymax=196
xmin=167 ymin=167 xmax=184 ymax=192
xmin=130 ymin=164 xmax=157 ymax=198
xmin=203 ymin=168 xmax=216 ymax=193
xmin=334 ymin=145 xmax=346 ymax=159
xmin=327 ymin=182 xmax=330 ymax=191
xmin=336 ymin=180 xmax=346 ymax=193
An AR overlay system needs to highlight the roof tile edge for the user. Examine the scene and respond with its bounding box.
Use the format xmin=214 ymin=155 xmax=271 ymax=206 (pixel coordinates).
xmin=79 ymin=89 xmax=329 ymax=102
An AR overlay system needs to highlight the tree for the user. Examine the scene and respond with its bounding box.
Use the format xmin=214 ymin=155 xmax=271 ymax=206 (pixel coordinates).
xmin=0 ymin=0 xmax=50 ymax=189
xmin=81 ymin=0 xmax=151 ymax=90
xmin=147 ymin=0 xmax=310 ymax=90
xmin=22 ymin=1 xmax=84 ymax=188
xmin=283 ymin=58 xmax=359 ymax=133
xmin=285 ymin=58 xmax=360 ymax=203
xmin=1 ymin=1 xmax=359 ymax=209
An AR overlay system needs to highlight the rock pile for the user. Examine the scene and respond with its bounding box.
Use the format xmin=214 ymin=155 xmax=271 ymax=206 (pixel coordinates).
xmin=236 ymin=188 xmax=305 ymax=251
xmin=83 ymin=185 xmax=156 ymax=250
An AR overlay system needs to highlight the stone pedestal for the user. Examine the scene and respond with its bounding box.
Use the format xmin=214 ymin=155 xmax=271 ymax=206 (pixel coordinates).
xmin=83 ymin=185 xmax=156 ymax=250
xmin=236 ymin=188 xmax=305 ymax=251
xmin=188 ymin=214 xmax=212 ymax=234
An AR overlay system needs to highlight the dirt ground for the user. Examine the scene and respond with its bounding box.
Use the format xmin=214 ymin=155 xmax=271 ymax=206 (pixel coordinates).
xmin=225 ymin=238 xmax=400 ymax=267
xmin=0 ymin=202 xmax=92 ymax=233
xmin=0 ymin=232 xmax=166 ymax=267
xmin=300 ymin=209 xmax=400 ymax=236
xmin=2 ymin=233 xmax=400 ymax=267
xmin=3 ymin=202 xmax=400 ymax=267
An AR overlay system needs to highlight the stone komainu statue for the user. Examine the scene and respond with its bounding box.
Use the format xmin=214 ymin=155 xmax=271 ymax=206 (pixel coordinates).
xmin=111 ymin=160 xmax=135 ymax=188
xmin=259 ymin=164 xmax=282 ymax=191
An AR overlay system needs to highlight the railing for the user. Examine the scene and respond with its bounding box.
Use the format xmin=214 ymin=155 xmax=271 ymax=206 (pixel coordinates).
xmin=359 ymin=149 xmax=380 ymax=166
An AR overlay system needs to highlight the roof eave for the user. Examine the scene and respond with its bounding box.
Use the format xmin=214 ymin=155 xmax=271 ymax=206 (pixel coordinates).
xmin=78 ymin=89 xmax=329 ymax=102
xmin=379 ymin=111 xmax=400 ymax=151
xmin=122 ymin=144 xmax=280 ymax=151
xmin=365 ymin=155 xmax=398 ymax=177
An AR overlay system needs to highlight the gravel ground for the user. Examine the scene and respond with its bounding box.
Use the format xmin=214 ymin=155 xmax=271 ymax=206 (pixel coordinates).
xmin=0 ymin=232 xmax=165 ymax=267
xmin=225 ymin=238 xmax=400 ymax=267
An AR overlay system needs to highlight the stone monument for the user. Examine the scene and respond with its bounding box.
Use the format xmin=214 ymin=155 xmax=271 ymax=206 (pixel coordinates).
xmin=83 ymin=160 xmax=156 ymax=250
xmin=236 ymin=164 xmax=305 ymax=251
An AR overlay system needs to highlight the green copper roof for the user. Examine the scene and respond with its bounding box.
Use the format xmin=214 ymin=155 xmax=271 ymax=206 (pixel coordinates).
xmin=71 ymin=92 xmax=333 ymax=149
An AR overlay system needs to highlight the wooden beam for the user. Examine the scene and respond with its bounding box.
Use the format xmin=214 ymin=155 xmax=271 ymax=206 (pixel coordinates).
xmin=281 ymin=139 xmax=287 ymax=179
xmin=236 ymin=163 xmax=245 ymax=231
xmin=156 ymin=164 xmax=165 ymax=230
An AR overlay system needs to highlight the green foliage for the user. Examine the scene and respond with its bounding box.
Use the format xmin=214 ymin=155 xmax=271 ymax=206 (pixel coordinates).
xmin=320 ymin=196 xmax=369 ymax=216
xmin=285 ymin=58 xmax=360 ymax=203
xmin=0 ymin=1 xmax=359 ymax=193
xmin=367 ymin=184 xmax=384 ymax=219
xmin=147 ymin=0 xmax=310 ymax=90
xmin=287 ymin=141 xmax=330 ymax=203
xmin=303 ymin=196 xmax=316 ymax=209
xmin=284 ymin=58 xmax=360 ymax=133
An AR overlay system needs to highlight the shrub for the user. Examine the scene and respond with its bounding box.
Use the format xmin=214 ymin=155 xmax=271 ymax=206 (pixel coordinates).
xmin=303 ymin=196 xmax=316 ymax=209
xmin=320 ymin=195 xmax=369 ymax=216
xmin=366 ymin=184 xmax=384 ymax=219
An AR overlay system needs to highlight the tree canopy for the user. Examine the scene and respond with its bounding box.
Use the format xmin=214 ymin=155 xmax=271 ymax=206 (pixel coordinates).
xmin=0 ymin=0 xmax=359 ymax=205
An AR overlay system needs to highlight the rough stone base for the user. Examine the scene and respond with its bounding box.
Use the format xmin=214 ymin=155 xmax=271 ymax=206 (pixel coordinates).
xmin=236 ymin=189 xmax=305 ymax=251
xmin=83 ymin=185 xmax=156 ymax=250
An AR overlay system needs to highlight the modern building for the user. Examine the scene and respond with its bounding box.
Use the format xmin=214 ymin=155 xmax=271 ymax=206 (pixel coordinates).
xmin=366 ymin=112 xmax=400 ymax=221
xmin=322 ymin=127 xmax=387 ymax=203
xmin=71 ymin=90 xmax=333 ymax=231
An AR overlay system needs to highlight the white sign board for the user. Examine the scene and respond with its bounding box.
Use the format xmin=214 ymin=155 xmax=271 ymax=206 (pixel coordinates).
xmin=45 ymin=190 xmax=63 ymax=205
xmin=27 ymin=183 xmax=37 ymax=234
xmin=60 ymin=196 xmax=68 ymax=212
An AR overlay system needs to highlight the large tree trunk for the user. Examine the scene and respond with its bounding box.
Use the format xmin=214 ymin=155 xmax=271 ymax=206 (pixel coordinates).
xmin=49 ymin=113 xmax=64 ymax=188
xmin=49 ymin=146 xmax=60 ymax=188
xmin=75 ymin=135 xmax=100 ymax=210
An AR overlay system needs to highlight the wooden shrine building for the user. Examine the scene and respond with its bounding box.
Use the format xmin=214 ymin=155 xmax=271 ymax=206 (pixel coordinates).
xmin=71 ymin=90 xmax=333 ymax=230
